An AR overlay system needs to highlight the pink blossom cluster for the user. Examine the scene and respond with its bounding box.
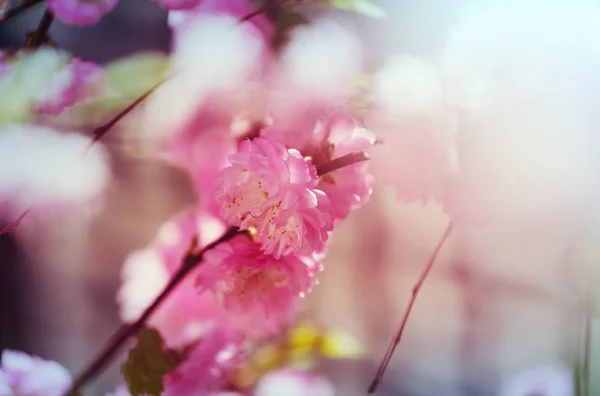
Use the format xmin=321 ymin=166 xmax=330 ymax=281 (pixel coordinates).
xmin=112 ymin=0 xmax=377 ymax=393
xmin=3 ymin=0 xmax=598 ymax=394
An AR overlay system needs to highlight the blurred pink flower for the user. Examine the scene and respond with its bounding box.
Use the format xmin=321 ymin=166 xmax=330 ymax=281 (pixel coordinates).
xmin=143 ymin=8 xmax=270 ymax=213
xmin=34 ymin=58 xmax=108 ymax=116
xmin=48 ymin=0 xmax=119 ymax=26
xmin=0 ymin=350 xmax=72 ymax=396
xmin=106 ymin=383 xmax=242 ymax=396
xmin=117 ymin=209 xmax=232 ymax=348
xmin=499 ymin=364 xmax=573 ymax=396
xmin=440 ymin=0 xmax=600 ymax=227
xmin=254 ymin=369 xmax=335 ymax=396
xmin=0 ymin=124 xmax=109 ymax=224
xmin=267 ymin=19 xmax=363 ymax=140
xmin=167 ymin=0 xmax=274 ymax=42
xmin=164 ymin=327 xmax=246 ymax=395
xmin=365 ymin=55 xmax=457 ymax=204
xmin=197 ymin=235 xmax=321 ymax=330
xmin=215 ymin=137 xmax=333 ymax=258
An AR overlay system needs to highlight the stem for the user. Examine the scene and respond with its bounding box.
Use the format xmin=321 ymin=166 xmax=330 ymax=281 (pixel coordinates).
xmin=28 ymin=8 xmax=54 ymax=48
xmin=239 ymin=0 xmax=293 ymax=23
xmin=316 ymin=151 xmax=370 ymax=176
xmin=2 ymin=0 xmax=45 ymax=22
xmin=582 ymin=298 xmax=593 ymax=396
xmin=0 ymin=209 xmax=30 ymax=235
xmin=87 ymin=78 xmax=167 ymax=150
xmin=367 ymin=222 xmax=453 ymax=394
xmin=63 ymin=227 xmax=242 ymax=396
xmin=239 ymin=3 xmax=271 ymax=23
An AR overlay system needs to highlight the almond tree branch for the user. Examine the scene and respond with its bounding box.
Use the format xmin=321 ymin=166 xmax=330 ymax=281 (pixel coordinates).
xmin=316 ymin=151 xmax=370 ymax=176
xmin=64 ymin=150 xmax=371 ymax=395
xmin=27 ymin=7 xmax=53 ymax=48
xmin=368 ymin=222 xmax=454 ymax=394
xmin=2 ymin=0 xmax=45 ymax=22
xmin=63 ymin=227 xmax=243 ymax=396
xmin=87 ymin=78 xmax=167 ymax=151
xmin=0 ymin=209 xmax=30 ymax=235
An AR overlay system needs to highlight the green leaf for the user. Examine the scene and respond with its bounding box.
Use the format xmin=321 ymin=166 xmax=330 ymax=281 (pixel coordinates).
xmin=121 ymin=328 xmax=187 ymax=396
xmin=103 ymin=52 xmax=171 ymax=101
xmin=48 ymin=52 xmax=171 ymax=129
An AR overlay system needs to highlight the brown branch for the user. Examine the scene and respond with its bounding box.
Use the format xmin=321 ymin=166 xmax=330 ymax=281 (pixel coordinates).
xmin=316 ymin=151 xmax=370 ymax=176
xmin=367 ymin=222 xmax=453 ymax=394
xmin=239 ymin=0 xmax=295 ymax=23
xmin=84 ymin=78 xmax=168 ymax=155
xmin=63 ymin=227 xmax=243 ymax=396
xmin=27 ymin=8 xmax=54 ymax=48
xmin=2 ymin=0 xmax=45 ymax=22
xmin=0 ymin=209 xmax=30 ymax=235
xmin=66 ymin=142 xmax=372 ymax=394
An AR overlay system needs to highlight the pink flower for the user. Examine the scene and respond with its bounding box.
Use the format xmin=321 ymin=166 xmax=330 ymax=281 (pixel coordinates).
xmin=267 ymin=19 xmax=363 ymax=137
xmin=254 ymin=369 xmax=335 ymax=396
xmin=197 ymin=235 xmax=321 ymax=330
xmin=155 ymin=0 xmax=202 ymax=11
xmin=365 ymin=55 xmax=458 ymax=204
xmin=499 ymin=364 xmax=573 ymax=396
xmin=162 ymin=109 xmax=240 ymax=217
xmin=34 ymin=58 xmax=107 ymax=116
xmin=117 ymin=209 xmax=232 ymax=348
xmin=49 ymin=0 xmax=119 ymax=26
xmin=264 ymin=111 xmax=375 ymax=224
xmin=314 ymin=114 xmax=375 ymax=223
xmin=142 ymin=8 xmax=269 ymax=215
xmin=164 ymin=327 xmax=246 ymax=395
xmin=0 ymin=350 xmax=72 ymax=396
xmin=215 ymin=137 xmax=333 ymax=257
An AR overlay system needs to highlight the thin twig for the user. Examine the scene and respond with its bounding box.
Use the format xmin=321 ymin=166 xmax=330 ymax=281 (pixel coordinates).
xmin=316 ymin=151 xmax=370 ymax=176
xmin=0 ymin=209 xmax=30 ymax=235
xmin=85 ymin=78 xmax=168 ymax=155
xmin=28 ymin=8 xmax=54 ymax=48
xmin=2 ymin=0 xmax=45 ymax=22
xmin=63 ymin=227 xmax=243 ymax=396
xmin=582 ymin=297 xmax=593 ymax=396
xmin=367 ymin=222 xmax=454 ymax=394
xmin=239 ymin=3 xmax=271 ymax=23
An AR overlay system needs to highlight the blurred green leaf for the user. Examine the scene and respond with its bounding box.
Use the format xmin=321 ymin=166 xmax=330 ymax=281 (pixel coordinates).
xmin=51 ymin=52 xmax=171 ymax=129
xmin=104 ymin=52 xmax=171 ymax=100
xmin=0 ymin=48 xmax=67 ymax=127
xmin=121 ymin=328 xmax=187 ymax=396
